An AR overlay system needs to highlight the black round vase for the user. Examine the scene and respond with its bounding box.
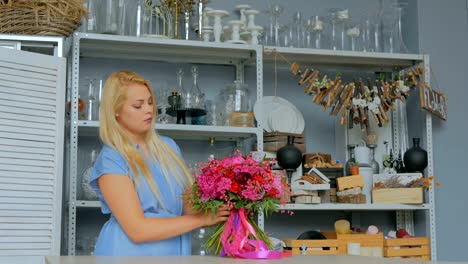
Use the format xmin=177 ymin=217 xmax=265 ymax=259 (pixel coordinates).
xmin=403 ymin=138 xmax=428 ymax=173
xmin=277 ymin=136 xmax=302 ymax=179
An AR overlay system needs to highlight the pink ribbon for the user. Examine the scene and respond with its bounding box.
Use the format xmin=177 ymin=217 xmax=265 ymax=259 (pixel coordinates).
xmin=219 ymin=209 xmax=290 ymax=259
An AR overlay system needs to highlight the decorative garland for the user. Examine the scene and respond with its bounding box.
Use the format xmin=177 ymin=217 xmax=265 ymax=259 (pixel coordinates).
xmin=274 ymin=50 xmax=425 ymax=128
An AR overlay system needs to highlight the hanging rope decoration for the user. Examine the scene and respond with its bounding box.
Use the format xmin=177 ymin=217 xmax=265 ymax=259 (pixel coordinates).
xmin=273 ymin=49 xmax=424 ymax=128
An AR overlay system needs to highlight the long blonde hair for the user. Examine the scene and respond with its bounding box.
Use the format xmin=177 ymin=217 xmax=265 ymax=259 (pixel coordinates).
xmin=99 ymin=70 xmax=192 ymax=206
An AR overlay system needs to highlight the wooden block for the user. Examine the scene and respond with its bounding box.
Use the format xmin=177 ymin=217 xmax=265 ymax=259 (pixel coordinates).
xmin=295 ymin=195 xmax=321 ymax=204
xmin=337 ymin=175 xmax=365 ymax=191
xmin=330 ymin=188 xmax=337 ymax=195
xmin=330 ymin=196 xmax=337 ymax=203
xmin=372 ymin=188 xmax=423 ymax=204
xmin=336 ymin=187 xmax=361 ymax=196
xmin=337 ymin=193 xmax=366 ymax=204
xmin=320 ymin=190 xmax=330 ymax=203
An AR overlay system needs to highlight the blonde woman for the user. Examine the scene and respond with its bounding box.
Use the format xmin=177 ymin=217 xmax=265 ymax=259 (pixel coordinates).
xmin=89 ymin=71 xmax=230 ymax=256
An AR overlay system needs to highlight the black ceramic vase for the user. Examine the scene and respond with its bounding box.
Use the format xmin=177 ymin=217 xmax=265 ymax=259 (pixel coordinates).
xmin=277 ymin=136 xmax=302 ymax=183
xmin=403 ymin=138 xmax=428 ymax=173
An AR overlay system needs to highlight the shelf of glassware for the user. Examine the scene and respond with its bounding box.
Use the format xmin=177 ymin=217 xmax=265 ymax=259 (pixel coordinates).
xmin=279 ymin=203 xmax=431 ymax=211
xmin=74 ymin=32 xmax=261 ymax=64
xmin=77 ymin=120 xmax=258 ymax=141
xmin=263 ymin=46 xmax=424 ymax=70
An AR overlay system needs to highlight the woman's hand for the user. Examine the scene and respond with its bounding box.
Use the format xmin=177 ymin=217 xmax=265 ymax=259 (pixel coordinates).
xmin=198 ymin=205 xmax=230 ymax=227
xmin=182 ymin=186 xmax=197 ymax=215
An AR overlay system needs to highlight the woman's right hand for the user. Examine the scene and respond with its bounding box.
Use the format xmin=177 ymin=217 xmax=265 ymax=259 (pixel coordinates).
xmin=199 ymin=205 xmax=231 ymax=227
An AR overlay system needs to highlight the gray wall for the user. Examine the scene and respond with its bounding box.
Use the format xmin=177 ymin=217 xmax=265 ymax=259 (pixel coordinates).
xmin=415 ymin=0 xmax=468 ymax=261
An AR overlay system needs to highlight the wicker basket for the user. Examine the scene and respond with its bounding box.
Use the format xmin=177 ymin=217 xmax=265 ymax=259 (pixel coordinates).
xmin=0 ymin=0 xmax=87 ymax=36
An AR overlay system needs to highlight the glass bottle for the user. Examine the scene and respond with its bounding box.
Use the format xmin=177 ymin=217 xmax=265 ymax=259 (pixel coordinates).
xmin=312 ymin=15 xmax=324 ymax=49
xmin=267 ymin=5 xmax=283 ymax=47
xmin=345 ymin=144 xmax=356 ymax=175
xmin=329 ymin=10 xmax=338 ymax=50
xmin=177 ymin=68 xmax=191 ymax=109
xmin=394 ymin=5 xmax=408 ymax=53
xmin=81 ymin=149 xmax=98 ymax=200
xmin=168 ymin=90 xmax=180 ymax=110
xmin=190 ymin=66 xmax=204 ymax=109
xmin=191 ymin=228 xmax=206 ymax=255
xmin=156 ymin=105 xmax=171 ymax=124
xmin=367 ymin=144 xmax=380 ymax=174
xmin=292 ymin=12 xmax=304 ymax=48
xmin=85 ymin=79 xmax=97 ymax=121
xmin=207 ymin=136 xmax=217 ymax=160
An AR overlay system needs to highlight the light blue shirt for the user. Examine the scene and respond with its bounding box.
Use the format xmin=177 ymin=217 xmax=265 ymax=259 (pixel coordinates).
xmin=89 ymin=136 xmax=191 ymax=256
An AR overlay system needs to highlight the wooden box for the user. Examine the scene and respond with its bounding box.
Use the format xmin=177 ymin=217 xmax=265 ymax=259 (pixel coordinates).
xmin=283 ymin=238 xmax=338 ymax=256
xmin=263 ymin=132 xmax=306 ymax=153
xmin=384 ymin=237 xmax=431 ymax=261
xmin=372 ymin=188 xmax=423 ymax=204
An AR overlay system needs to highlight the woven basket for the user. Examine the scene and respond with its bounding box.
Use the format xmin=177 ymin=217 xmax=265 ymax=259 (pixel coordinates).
xmin=0 ymin=0 xmax=87 ymax=36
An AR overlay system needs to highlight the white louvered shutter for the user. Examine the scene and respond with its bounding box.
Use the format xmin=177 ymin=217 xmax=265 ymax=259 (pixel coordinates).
xmin=0 ymin=47 xmax=66 ymax=257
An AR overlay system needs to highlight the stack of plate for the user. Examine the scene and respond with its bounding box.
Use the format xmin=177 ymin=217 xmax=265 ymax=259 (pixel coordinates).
xmin=253 ymin=96 xmax=305 ymax=134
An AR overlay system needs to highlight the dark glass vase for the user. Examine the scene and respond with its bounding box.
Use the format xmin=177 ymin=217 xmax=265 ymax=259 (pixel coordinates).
xmin=403 ymin=138 xmax=428 ymax=173
xmin=277 ymin=136 xmax=302 ymax=183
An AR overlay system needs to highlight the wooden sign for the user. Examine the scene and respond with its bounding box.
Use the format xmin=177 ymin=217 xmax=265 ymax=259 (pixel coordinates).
xmin=419 ymin=82 xmax=447 ymax=121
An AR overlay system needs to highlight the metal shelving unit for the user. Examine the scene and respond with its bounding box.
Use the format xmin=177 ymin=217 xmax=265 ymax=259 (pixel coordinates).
xmin=67 ymin=32 xmax=264 ymax=255
xmin=67 ymin=32 xmax=436 ymax=259
xmin=260 ymin=47 xmax=436 ymax=259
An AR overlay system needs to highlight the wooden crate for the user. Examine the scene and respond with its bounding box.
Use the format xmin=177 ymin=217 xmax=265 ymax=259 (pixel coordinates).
xmin=384 ymin=237 xmax=431 ymax=261
xmin=337 ymin=233 xmax=384 ymax=255
xmin=372 ymin=188 xmax=423 ymax=204
xmin=263 ymin=132 xmax=306 ymax=153
xmin=283 ymin=238 xmax=338 ymax=255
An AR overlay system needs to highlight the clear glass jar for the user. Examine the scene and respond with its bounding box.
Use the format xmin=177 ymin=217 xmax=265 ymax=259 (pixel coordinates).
xmin=225 ymin=80 xmax=250 ymax=113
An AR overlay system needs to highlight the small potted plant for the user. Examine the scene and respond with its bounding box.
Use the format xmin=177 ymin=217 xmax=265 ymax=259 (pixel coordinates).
xmin=349 ymin=162 xmax=359 ymax=175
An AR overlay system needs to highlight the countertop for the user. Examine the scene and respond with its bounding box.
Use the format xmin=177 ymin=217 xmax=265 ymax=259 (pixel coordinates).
xmin=44 ymin=255 xmax=468 ymax=264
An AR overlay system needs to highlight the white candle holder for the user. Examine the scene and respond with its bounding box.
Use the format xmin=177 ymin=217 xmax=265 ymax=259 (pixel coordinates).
xmin=240 ymin=30 xmax=251 ymax=43
xmin=223 ymin=25 xmax=231 ymax=42
xmin=202 ymin=7 xmax=213 ymax=28
xmin=248 ymin=25 xmax=263 ymax=45
xmin=207 ymin=10 xmax=229 ymax=43
xmin=227 ymin=20 xmax=245 ymax=44
xmin=235 ymin=4 xmax=251 ymax=29
xmin=245 ymin=9 xmax=259 ymax=29
xmin=202 ymin=26 xmax=213 ymax=42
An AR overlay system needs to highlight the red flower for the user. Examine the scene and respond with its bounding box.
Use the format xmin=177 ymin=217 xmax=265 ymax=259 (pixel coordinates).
xmin=225 ymin=169 xmax=235 ymax=179
xmin=267 ymin=188 xmax=278 ymax=197
xmin=253 ymin=174 xmax=264 ymax=184
xmin=230 ymin=182 xmax=242 ymax=194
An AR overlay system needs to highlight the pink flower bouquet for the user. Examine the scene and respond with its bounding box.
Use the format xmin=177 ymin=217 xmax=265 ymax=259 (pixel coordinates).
xmin=185 ymin=151 xmax=288 ymax=259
